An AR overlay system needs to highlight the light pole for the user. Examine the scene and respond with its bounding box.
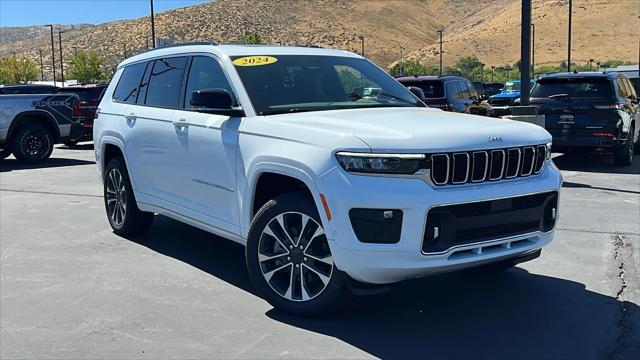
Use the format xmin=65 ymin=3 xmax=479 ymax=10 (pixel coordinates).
xmin=39 ymin=49 xmax=44 ymax=81
xmin=479 ymin=63 xmax=485 ymax=82
xmin=437 ymin=29 xmax=443 ymax=76
xmin=520 ymin=0 xmax=532 ymax=105
xmin=589 ymin=59 xmax=594 ymax=71
xmin=491 ymin=66 xmax=495 ymax=83
xmin=567 ymin=0 xmax=573 ymax=72
xmin=150 ymin=0 xmax=156 ymax=48
xmin=531 ymin=23 xmax=535 ymax=77
xmin=46 ymin=25 xmax=56 ymax=86
xmin=58 ymin=30 xmax=65 ymax=86
xmin=399 ymin=45 xmax=405 ymax=76
xmin=358 ymin=35 xmax=365 ymax=57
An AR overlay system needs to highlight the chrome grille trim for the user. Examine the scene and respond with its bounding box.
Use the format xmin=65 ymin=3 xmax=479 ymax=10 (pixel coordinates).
xmin=505 ymin=148 xmax=521 ymax=179
xmin=534 ymin=145 xmax=546 ymax=174
xmin=471 ymin=151 xmax=488 ymax=182
xmin=451 ymin=153 xmax=470 ymax=184
xmin=430 ymin=154 xmax=450 ymax=185
xmin=489 ymin=150 xmax=505 ymax=180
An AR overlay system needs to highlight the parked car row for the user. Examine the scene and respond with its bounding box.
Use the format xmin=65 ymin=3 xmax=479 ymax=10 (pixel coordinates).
xmin=0 ymin=83 xmax=106 ymax=162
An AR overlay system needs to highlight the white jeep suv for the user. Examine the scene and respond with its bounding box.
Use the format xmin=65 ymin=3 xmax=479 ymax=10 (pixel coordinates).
xmin=95 ymin=43 xmax=562 ymax=314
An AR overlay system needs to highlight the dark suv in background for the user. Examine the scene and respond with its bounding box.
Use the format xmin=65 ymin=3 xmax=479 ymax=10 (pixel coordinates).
xmin=530 ymin=72 xmax=639 ymax=166
xmin=396 ymin=75 xmax=493 ymax=116
xmin=56 ymin=84 xmax=107 ymax=146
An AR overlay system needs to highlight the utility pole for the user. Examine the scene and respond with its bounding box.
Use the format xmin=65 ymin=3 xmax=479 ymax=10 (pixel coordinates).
xmin=520 ymin=0 xmax=532 ymax=106
xmin=39 ymin=49 xmax=44 ymax=81
xmin=400 ymin=45 xmax=405 ymax=76
xmin=358 ymin=35 xmax=365 ymax=57
xmin=437 ymin=29 xmax=443 ymax=76
xmin=531 ymin=23 xmax=535 ymax=77
xmin=480 ymin=63 xmax=485 ymax=82
xmin=567 ymin=0 xmax=573 ymax=72
xmin=150 ymin=0 xmax=156 ymax=48
xmin=58 ymin=30 xmax=65 ymax=86
xmin=46 ymin=25 xmax=56 ymax=86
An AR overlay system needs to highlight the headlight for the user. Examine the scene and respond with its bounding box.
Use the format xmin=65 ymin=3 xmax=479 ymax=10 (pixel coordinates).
xmin=336 ymin=152 xmax=425 ymax=174
xmin=545 ymin=142 xmax=552 ymax=160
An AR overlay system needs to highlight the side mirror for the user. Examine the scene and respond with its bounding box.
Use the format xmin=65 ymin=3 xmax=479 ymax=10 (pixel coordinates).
xmin=407 ymin=86 xmax=425 ymax=102
xmin=190 ymin=88 xmax=244 ymax=116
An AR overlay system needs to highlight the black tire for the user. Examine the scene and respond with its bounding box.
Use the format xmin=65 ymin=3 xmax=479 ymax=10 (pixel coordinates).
xmin=614 ymin=125 xmax=634 ymax=166
xmin=11 ymin=124 xmax=54 ymax=163
xmin=0 ymin=147 xmax=11 ymax=160
xmin=246 ymin=192 xmax=349 ymax=315
xmin=104 ymin=157 xmax=154 ymax=237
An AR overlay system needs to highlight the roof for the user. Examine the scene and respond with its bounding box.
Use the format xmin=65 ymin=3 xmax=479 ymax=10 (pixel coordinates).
xmin=540 ymin=71 xmax=620 ymax=79
xmin=119 ymin=44 xmax=361 ymax=69
xmin=395 ymin=75 xmax=468 ymax=82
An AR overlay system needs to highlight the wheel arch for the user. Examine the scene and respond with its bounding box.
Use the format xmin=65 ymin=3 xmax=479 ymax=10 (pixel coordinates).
xmin=7 ymin=110 xmax=61 ymax=142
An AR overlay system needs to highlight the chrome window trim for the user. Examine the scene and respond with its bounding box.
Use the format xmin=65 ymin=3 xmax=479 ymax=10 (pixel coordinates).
xmin=489 ymin=149 xmax=505 ymax=180
xmin=430 ymin=154 xmax=450 ymax=185
xmin=505 ymin=148 xmax=521 ymax=179
xmin=452 ymin=152 xmax=470 ymax=184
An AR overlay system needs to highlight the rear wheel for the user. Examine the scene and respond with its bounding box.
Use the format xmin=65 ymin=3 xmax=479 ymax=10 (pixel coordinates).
xmin=246 ymin=192 xmax=349 ymax=315
xmin=11 ymin=124 xmax=54 ymax=163
xmin=614 ymin=125 xmax=634 ymax=166
xmin=104 ymin=157 xmax=154 ymax=237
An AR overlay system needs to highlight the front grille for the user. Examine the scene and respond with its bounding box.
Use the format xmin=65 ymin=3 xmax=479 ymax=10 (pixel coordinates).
xmin=429 ymin=144 xmax=547 ymax=186
xmin=422 ymin=191 xmax=558 ymax=254
xmin=488 ymin=97 xmax=513 ymax=106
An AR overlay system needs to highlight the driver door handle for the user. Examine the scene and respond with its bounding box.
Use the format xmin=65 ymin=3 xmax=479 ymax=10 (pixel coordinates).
xmin=125 ymin=113 xmax=137 ymax=121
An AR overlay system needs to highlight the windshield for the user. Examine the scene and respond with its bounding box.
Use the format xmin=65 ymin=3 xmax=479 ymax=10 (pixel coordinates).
xmin=531 ymin=78 xmax=613 ymax=99
xmin=232 ymin=55 xmax=424 ymax=115
xmin=503 ymin=82 xmax=521 ymax=92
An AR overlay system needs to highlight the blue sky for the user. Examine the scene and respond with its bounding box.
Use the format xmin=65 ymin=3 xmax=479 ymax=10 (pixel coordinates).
xmin=0 ymin=0 xmax=212 ymax=27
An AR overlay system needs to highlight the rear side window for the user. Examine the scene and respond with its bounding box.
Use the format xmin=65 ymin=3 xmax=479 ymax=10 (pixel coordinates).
xmin=445 ymin=81 xmax=461 ymax=99
xmin=531 ymin=78 xmax=613 ymax=99
xmin=458 ymin=81 xmax=471 ymax=99
xmin=113 ymin=62 xmax=147 ymax=103
xmin=183 ymin=56 xmax=233 ymax=109
xmin=144 ymin=57 xmax=188 ymax=108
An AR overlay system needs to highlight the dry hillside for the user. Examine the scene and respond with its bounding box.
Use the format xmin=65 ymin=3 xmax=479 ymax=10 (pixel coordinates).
xmin=0 ymin=0 xmax=638 ymax=81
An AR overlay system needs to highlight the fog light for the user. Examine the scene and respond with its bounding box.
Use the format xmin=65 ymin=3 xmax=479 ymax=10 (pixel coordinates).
xmin=349 ymin=209 xmax=403 ymax=244
xmin=551 ymin=208 xmax=556 ymax=220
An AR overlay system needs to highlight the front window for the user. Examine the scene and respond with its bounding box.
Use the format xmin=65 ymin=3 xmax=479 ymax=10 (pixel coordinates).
xmin=232 ymin=55 xmax=424 ymax=115
xmin=503 ymin=81 xmax=521 ymax=92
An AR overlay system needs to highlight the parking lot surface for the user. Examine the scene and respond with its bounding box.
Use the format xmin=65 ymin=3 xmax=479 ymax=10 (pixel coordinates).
xmin=1 ymin=145 xmax=639 ymax=359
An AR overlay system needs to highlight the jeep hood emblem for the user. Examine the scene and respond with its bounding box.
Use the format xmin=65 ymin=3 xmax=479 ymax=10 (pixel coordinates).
xmin=488 ymin=136 xmax=503 ymax=142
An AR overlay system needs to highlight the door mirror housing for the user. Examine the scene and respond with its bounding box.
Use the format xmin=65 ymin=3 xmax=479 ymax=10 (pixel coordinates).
xmin=190 ymin=88 xmax=244 ymax=116
xmin=407 ymin=86 xmax=426 ymax=102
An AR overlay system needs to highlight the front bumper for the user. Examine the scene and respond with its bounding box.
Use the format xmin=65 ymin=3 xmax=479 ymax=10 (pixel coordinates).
xmin=317 ymin=162 xmax=562 ymax=284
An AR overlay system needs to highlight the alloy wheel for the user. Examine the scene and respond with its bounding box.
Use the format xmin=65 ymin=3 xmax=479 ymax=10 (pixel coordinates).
xmin=106 ymin=168 xmax=127 ymax=227
xmin=20 ymin=131 xmax=47 ymax=157
xmin=258 ymin=212 xmax=333 ymax=302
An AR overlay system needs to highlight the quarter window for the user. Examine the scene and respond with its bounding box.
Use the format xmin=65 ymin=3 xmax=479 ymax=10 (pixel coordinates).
xmin=184 ymin=56 xmax=233 ymax=109
xmin=144 ymin=57 xmax=188 ymax=108
xmin=113 ymin=62 xmax=147 ymax=104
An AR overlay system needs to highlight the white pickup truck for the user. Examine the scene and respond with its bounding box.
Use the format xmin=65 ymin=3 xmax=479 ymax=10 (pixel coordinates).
xmin=94 ymin=44 xmax=563 ymax=314
xmin=0 ymin=90 xmax=84 ymax=162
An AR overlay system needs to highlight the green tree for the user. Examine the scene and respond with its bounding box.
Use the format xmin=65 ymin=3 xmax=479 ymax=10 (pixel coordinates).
xmin=67 ymin=51 xmax=104 ymax=84
xmin=243 ymin=31 xmax=262 ymax=45
xmin=0 ymin=56 xmax=38 ymax=85
xmin=389 ymin=59 xmax=432 ymax=77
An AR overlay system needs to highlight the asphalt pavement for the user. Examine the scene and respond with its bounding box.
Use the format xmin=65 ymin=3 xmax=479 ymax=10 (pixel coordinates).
xmin=1 ymin=144 xmax=639 ymax=359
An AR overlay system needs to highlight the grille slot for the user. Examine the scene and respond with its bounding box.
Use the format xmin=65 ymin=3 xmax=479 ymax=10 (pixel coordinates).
xmin=428 ymin=144 xmax=548 ymax=186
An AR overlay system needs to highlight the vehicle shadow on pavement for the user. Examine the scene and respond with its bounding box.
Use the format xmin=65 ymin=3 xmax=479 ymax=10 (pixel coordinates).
xmin=139 ymin=216 xmax=638 ymax=359
xmin=58 ymin=143 xmax=94 ymax=151
xmin=0 ymin=157 xmax=95 ymax=173
xmin=268 ymin=270 xmax=639 ymax=359
xmin=552 ymin=153 xmax=640 ymax=175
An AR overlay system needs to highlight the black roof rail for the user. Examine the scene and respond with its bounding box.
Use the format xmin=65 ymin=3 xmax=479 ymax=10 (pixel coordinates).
xmin=159 ymin=41 xmax=217 ymax=48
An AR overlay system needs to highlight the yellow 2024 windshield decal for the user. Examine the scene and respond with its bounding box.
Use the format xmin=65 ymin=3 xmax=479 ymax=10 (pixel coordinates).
xmin=232 ymin=56 xmax=278 ymax=66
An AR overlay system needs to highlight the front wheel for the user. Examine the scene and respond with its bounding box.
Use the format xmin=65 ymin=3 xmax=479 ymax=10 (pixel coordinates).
xmin=246 ymin=193 xmax=349 ymax=315
xmin=104 ymin=157 xmax=154 ymax=237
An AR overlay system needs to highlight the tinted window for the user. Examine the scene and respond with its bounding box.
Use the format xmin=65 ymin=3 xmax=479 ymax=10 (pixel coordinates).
xmin=145 ymin=57 xmax=188 ymax=108
xmin=58 ymin=86 xmax=106 ymax=101
xmin=458 ymin=81 xmax=471 ymax=99
xmin=184 ymin=56 xmax=233 ymax=109
xmin=445 ymin=81 xmax=460 ymax=99
xmin=531 ymin=78 xmax=614 ymax=99
xmin=400 ymin=80 xmax=444 ymax=98
xmin=113 ymin=62 xmax=147 ymax=103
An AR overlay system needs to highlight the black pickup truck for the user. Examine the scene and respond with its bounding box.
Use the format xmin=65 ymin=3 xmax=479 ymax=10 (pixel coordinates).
xmin=0 ymin=91 xmax=84 ymax=163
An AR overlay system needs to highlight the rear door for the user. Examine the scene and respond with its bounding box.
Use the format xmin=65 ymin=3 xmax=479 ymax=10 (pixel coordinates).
xmin=531 ymin=77 xmax=617 ymax=138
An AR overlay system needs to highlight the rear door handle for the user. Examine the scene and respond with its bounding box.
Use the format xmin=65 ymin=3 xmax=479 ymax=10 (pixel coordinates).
xmin=125 ymin=113 xmax=137 ymax=121
xmin=173 ymin=118 xmax=189 ymax=128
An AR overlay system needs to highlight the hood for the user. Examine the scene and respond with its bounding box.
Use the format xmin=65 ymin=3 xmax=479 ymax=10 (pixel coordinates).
xmin=259 ymin=107 xmax=551 ymax=152
xmin=491 ymin=91 xmax=521 ymax=99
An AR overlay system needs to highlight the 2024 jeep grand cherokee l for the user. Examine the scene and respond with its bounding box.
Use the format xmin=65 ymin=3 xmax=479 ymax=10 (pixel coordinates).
xmin=94 ymin=44 xmax=563 ymax=314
